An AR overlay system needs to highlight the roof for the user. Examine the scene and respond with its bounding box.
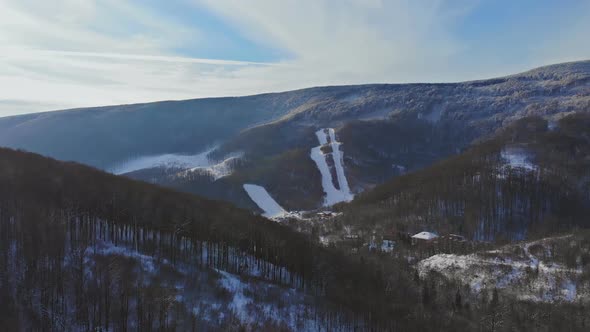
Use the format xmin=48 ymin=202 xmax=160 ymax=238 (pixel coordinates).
xmin=411 ymin=231 xmax=439 ymax=240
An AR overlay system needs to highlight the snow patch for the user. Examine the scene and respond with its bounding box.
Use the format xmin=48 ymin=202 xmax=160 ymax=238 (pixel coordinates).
xmin=501 ymin=147 xmax=536 ymax=171
xmin=310 ymin=128 xmax=354 ymax=206
xmin=90 ymin=240 xmax=159 ymax=274
xmin=418 ymin=235 xmax=587 ymax=303
xmin=217 ymin=270 xmax=251 ymax=323
xmin=412 ymin=231 xmax=439 ymax=240
xmin=185 ymin=153 xmax=242 ymax=180
xmin=110 ymin=148 xmax=216 ymax=175
xmin=243 ymin=184 xmax=287 ymax=219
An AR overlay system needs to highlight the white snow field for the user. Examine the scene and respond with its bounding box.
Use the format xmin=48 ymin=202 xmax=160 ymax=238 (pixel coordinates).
xmin=310 ymin=128 xmax=354 ymax=206
xmin=243 ymin=184 xmax=287 ymax=219
xmin=110 ymin=148 xmax=216 ymax=175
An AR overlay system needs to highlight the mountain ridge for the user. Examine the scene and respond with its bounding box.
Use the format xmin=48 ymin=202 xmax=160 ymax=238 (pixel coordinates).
xmin=1 ymin=60 xmax=589 ymax=212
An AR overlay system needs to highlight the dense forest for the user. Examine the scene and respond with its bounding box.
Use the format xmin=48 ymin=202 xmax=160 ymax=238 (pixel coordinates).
xmin=0 ymin=147 xmax=440 ymax=331
xmin=2 ymin=113 xmax=590 ymax=330
xmin=338 ymin=113 xmax=590 ymax=242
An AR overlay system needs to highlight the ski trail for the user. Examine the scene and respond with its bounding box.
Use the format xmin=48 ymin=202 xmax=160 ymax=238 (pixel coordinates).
xmin=328 ymin=128 xmax=352 ymax=197
xmin=310 ymin=128 xmax=354 ymax=206
xmin=243 ymin=184 xmax=287 ymax=219
xmin=316 ymin=130 xmax=328 ymax=145
xmin=310 ymin=144 xmax=341 ymax=205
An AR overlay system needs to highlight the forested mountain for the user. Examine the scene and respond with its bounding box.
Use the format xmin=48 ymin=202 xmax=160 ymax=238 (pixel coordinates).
xmin=1 ymin=61 xmax=588 ymax=212
xmin=0 ymin=92 xmax=322 ymax=169
xmin=335 ymin=112 xmax=590 ymax=242
xmin=1 ymin=61 xmax=590 ymax=330
xmin=2 ymin=147 xmax=588 ymax=331
xmin=0 ymin=147 xmax=448 ymax=331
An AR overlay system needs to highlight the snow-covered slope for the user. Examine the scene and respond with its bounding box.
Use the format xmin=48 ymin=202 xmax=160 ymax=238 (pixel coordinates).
xmin=111 ymin=149 xmax=242 ymax=181
xmin=185 ymin=153 xmax=242 ymax=180
xmin=110 ymin=148 xmax=215 ymax=175
xmin=418 ymin=235 xmax=590 ymax=303
xmin=50 ymin=228 xmax=329 ymax=330
xmin=310 ymin=128 xmax=354 ymax=206
xmin=243 ymin=184 xmax=287 ymax=219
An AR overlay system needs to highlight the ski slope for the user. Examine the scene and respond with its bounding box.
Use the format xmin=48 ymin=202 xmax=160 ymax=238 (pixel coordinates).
xmin=185 ymin=153 xmax=242 ymax=180
xmin=310 ymin=128 xmax=354 ymax=206
xmin=110 ymin=148 xmax=241 ymax=181
xmin=110 ymin=148 xmax=216 ymax=175
xmin=243 ymin=184 xmax=287 ymax=219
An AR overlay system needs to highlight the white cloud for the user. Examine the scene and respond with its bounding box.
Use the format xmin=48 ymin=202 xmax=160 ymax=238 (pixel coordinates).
xmin=0 ymin=0 xmax=588 ymax=116
xmin=195 ymin=0 xmax=468 ymax=82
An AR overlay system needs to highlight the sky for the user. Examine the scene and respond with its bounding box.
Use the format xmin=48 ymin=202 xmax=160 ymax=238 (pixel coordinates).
xmin=1 ymin=0 xmax=589 ymax=116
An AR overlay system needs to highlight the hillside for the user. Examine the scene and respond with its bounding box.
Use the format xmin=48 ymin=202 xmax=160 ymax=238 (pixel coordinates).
xmin=0 ymin=147 xmax=450 ymax=331
xmin=2 ymin=149 xmax=589 ymax=330
xmin=122 ymin=60 xmax=590 ymax=211
xmin=1 ymin=61 xmax=589 ymax=212
xmin=418 ymin=233 xmax=590 ymax=304
xmin=0 ymin=92 xmax=319 ymax=169
xmin=333 ymin=112 xmax=590 ymax=243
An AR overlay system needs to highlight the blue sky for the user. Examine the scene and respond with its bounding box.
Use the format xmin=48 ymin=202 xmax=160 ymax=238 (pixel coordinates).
xmin=0 ymin=0 xmax=589 ymax=116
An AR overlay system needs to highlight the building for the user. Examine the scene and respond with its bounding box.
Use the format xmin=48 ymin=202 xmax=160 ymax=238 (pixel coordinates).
xmin=411 ymin=231 xmax=439 ymax=245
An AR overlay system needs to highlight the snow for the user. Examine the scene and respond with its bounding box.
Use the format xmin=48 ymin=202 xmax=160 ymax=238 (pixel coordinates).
xmin=214 ymin=270 xmax=324 ymax=331
xmin=111 ymin=148 xmax=242 ymax=180
xmin=110 ymin=147 xmax=216 ymax=174
xmin=185 ymin=153 xmax=242 ymax=180
xmin=417 ymin=235 xmax=587 ymax=303
xmin=310 ymin=128 xmax=354 ymax=206
xmin=315 ymin=129 xmax=328 ymax=145
xmin=412 ymin=231 xmax=439 ymax=240
xmin=310 ymin=145 xmax=340 ymax=205
xmin=90 ymin=240 xmax=159 ymax=274
xmin=328 ymin=129 xmax=353 ymax=198
xmin=217 ymin=270 xmax=251 ymax=323
xmin=243 ymin=184 xmax=287 ymax=219
xmin=501 ymin=147 xmax=536 ymax=171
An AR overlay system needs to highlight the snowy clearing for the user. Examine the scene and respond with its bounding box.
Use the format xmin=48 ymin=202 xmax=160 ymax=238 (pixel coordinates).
xmin=310 ymin=128 xmax=354 ymax=206
xmin=243 ymin=184 xmax=287 ymax=219
xmin=83 ymin=238 xmax=322 ymax=330
xmin=110 ymin=148 xmax=241 ymax=181
xmin=501 ymin=147 xmax=536 ymax=171
xmin=110 ymin=147 xmax=216 ymax=174
xmin=182 ymin=153 xmax=243 ymax=180
xmin=418 ymin=235 xmax=589 ymax=303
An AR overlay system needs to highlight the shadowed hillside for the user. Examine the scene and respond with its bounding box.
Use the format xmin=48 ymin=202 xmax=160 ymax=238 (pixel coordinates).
xmin=336 ymin=112 xmax=590 ymax=242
